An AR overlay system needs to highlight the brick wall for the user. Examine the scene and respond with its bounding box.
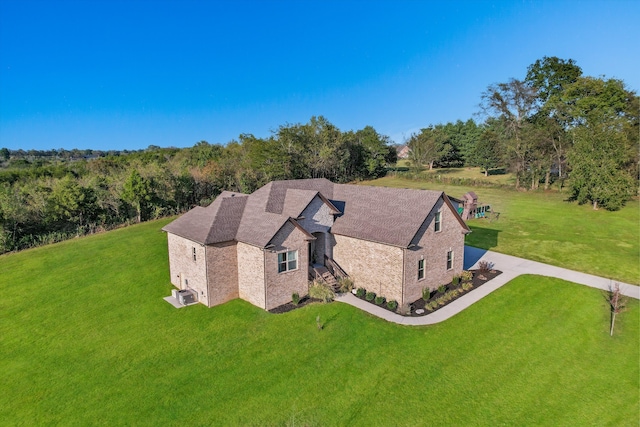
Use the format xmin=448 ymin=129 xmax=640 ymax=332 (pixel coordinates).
xmin=333 ymin=234 xmax=404 ymax=303
xmin=206 ymin=241 xmax=239 ymax=307
xmin=403 ymin=196 xmax=466 ymax=305
xmin=237 ymin=242 xmax=266 ymax=309
xmin=166 ymin=233 xmax=207 ymax=303
xmin=264 ymin=221 xmax=310 ymax=310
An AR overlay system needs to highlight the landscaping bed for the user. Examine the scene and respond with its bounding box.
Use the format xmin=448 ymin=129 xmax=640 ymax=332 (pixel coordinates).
xmin=268 ymin=296 xmax=322 ymax=314
xmin=269 ymin=268 xmax=502 ymax=316
xmin=408 ymin=268 xmax=501 ymax=316
xmin=353 ymin=267 xmax=502 ymax=316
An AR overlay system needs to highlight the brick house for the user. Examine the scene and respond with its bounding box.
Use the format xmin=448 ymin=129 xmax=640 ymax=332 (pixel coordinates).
xmin=162 ymin=178 xmax=470 ymax=310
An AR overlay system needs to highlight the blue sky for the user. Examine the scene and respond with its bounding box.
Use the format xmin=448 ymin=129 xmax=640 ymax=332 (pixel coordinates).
xmin=1 ymin=0 xmax=638 ymax=151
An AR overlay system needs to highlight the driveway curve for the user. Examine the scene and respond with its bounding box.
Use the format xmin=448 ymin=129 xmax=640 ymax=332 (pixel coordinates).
xmin=335 ymin=245 xmax=639 ymax=325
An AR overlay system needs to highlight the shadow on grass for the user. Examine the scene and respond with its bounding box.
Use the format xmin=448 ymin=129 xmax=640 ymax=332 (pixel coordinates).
xmin=466 ymin=226 xmax=500 ymax=248
xmin=321 ymin=312 xmax=339 ymax=329
xmin=427 ymin=168 xmax=463 ymax=175
xmin=486 ymin=168 xmax=507 ymax=176
xmin=424 ymin=167 xmax=507 ymax=176
xmin=464 ymin=227 xmax=500 ymax=269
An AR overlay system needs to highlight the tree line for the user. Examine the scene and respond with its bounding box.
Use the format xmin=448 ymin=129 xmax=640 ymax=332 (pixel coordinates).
xmin=1 ymin=57 xmax=637 ymax=254
xmin=0 ymin=117 xmax=396 ymax=253
xmin=407 ymin=56 xmax=638 ymax=210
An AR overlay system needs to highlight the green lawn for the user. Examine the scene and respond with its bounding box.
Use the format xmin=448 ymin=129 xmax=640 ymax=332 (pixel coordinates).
xmin=1 ymin=219 xmax=638 ymax=425
xmin=391 ymin=163 xmax=517 ymax=186
xmin=365 ymin=176 xmax=640 ymax=284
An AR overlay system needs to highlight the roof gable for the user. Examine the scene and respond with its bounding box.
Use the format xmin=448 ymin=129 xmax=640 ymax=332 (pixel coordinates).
xmin=331 ymin=185 xmax=444 ymax=247
xmin=164 ymin=178 xmax=468 ymax=249
xmin=162 ymin=191 xmax=247 ymax=244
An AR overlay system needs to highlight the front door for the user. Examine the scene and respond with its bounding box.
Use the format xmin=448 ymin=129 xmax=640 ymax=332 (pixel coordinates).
xmin=308 ymin=240 xmax=316 ymax=265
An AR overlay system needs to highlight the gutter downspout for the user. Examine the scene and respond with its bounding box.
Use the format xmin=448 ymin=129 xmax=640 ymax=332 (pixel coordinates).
xmin=263 ymin=247 xmax=268 ymax=310
xmin=401 ymin=247 xmax=405 ymax=307
xmin=205 ymin=245 xmax=211 ymax=307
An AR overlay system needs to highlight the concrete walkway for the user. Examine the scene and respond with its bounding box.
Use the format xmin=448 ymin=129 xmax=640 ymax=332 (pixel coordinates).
xmin=335 ymin=246 xmax=639 ymax=326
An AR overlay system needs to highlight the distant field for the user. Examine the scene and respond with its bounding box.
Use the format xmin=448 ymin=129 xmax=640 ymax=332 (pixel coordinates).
xmin=391 ymin=163 xmax=517 ymax=186
xmin=365 ymin=176 xmax=639 ymax=284
xmin=1 ymin=220 xmax=638 ymax=425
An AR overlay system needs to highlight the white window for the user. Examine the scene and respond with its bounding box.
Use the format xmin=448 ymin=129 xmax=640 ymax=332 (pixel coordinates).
xmin=434 ymin=211 xmax=442 ymax=232
xmin=278 ymin=250 xmax=298 ymax=273
xmin=446 ymin=250 xmax=453 ymax=270
xmin=418 ymin=259 xmax=425 ymax=280
xmin=192 ymin=247 xmax=197 ymax=262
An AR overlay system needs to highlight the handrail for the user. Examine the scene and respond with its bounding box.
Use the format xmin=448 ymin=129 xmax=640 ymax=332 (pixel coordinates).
xmin=324 ymin=255 xmax=348 ymax=279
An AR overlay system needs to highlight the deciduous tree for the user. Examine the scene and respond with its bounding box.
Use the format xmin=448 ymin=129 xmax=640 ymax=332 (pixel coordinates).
xmin=480 ymin=79 xmax=538 ymax=188
xmin=559 ymin=77 xmax=638 ymax=210
xmin=122 ymin=170 xmax=152 ymax=222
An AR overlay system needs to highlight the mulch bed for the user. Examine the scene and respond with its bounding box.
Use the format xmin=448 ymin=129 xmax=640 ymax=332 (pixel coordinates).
xmin=407 ymin=269 xmax=502 ymax=316
xmin=353 ymin=269 xmax=502 ymax=316
xmin=268 ymin=296 xmax=322 ymax=314
xmin=269 ymin=269 xmax=502 ymax=316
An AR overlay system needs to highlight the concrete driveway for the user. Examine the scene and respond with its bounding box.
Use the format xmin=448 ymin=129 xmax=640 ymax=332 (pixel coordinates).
xmin=335 ymin=245 xmax=639 ymax=325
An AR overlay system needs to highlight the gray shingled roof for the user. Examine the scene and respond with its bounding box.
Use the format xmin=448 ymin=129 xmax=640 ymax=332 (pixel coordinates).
xmin=161 ymin=191 xmax=247 ymax=244
xmin=235 ymin=184 xmax=291 ymax=247
xmin=331 ymin=184 xmax=444 ymax=247
xmin=163 ymin=178 xmax=469 ymax=249
xmin=265 ymin=178 xmax=334 ymax=214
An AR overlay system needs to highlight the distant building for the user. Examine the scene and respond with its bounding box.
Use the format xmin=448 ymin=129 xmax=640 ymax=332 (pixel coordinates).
xmin=396 ymin=145 xmax=411 ymax=159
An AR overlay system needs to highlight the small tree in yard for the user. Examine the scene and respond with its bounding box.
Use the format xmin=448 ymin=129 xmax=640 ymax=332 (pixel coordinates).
xmin=605 ymin=283 xmax=627 ymax=337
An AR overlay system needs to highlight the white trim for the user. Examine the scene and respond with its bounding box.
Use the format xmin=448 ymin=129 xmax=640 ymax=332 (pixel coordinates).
xmin=434 ymin=211 xmax=442 ymax=233
xmin=277 ymin=249 xmax=299 ymax=273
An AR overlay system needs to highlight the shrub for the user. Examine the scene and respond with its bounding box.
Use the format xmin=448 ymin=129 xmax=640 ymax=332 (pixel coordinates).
xmin=308 ymin=281 xmax=334 ymax=303
xmin=436 ymin=296 xmax=446 ymax=306
xmin=449 ymin=289 xmax=460 ymax=298
xmin=452 ymin=275 xmax=460 ymax=286
xmin=365 ymin=291 xmax=376 ymax=302
xmin=356 ymin=287 xmax=366 ymax=298
xmin=292 ymin=292 xmax=300 ymax=305
xmin=422 ymin=287 xmax=431 ymax=301
xmin=438 ymin=284 xmax=447 ymax=294
xmin=462 ymin=282 xmax=474 ymax=291
xmin=425 ymin=303 xmax=434 ymax=312
xmin=478 ymin=260 xmax=493 ymax=273
xmin=338 ymin=277 xmax=354 ymax=293
xmin=461 ymin=270 xmax=473 ymax=282
xmin=374 ymin=295 xmax=385 ymax=305
xmin=429 ymin=301 xmax=439 ymax=310
xmin=387 ymin=300 xmax=398 ymax=311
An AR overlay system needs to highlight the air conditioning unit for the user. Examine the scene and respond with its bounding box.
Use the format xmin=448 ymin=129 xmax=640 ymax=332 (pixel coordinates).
xmin=177 ymin=289 xmax=197 ymax=305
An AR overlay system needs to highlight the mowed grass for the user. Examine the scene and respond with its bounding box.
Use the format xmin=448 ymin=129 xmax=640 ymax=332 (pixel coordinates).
xmin=365 ymin=176 xmax=640 ymax=284
xmin=392 ymin=162 xmax=517 ymax=186
xmin=1 ymin=220 xmax=638 ymax=425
